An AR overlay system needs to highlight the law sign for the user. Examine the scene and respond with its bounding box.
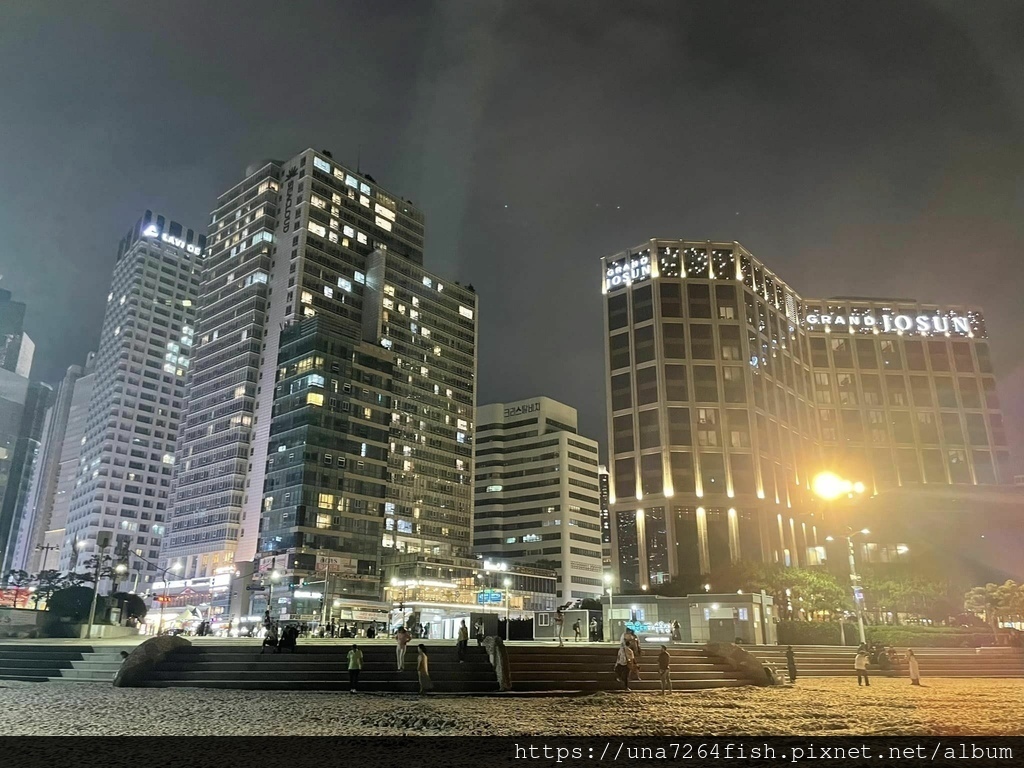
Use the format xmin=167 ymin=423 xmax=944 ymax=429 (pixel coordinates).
xmin=477 ymin=590 xmax=504 ymax=604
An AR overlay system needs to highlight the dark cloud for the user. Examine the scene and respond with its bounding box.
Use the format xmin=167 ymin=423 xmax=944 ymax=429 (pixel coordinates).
xmin=1 ymin=1 xmax=1022 ymax=464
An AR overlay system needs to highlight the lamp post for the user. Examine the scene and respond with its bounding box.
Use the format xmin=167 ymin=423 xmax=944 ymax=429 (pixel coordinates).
xmin=158 ymin=562 xmax=183 ymax=634
xmin=826 ymin=528 xmax=869 ymax=645
xmin=35 ymin=543 xmax=60 ymax=572
xmin=83 ymin=540 xmax=107 ymax=640
xmin=503 ymin=577 xmax=512 ymax=641
xmin=266 ymin=570 xmax=281 ymax=619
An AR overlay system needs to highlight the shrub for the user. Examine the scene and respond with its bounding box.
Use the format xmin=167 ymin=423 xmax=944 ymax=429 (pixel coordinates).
xmin=777 ymin=621 xmax=860 ymax=646
xmin=864 ymin=625 xmax=996 ymax=648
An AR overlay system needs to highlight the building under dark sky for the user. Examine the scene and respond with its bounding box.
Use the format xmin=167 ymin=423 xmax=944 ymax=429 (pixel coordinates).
xmin=0 ymin=2 xmax=1022 ymax=469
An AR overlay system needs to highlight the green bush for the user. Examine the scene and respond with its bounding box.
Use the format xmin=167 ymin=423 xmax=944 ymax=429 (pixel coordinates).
xmin=46 ymin=586 xmax=95 ymax=622
xmin=777 ymin=621 xmax=860 ymax=646
xmin=864 ymin=626 xmax=996 ymax=648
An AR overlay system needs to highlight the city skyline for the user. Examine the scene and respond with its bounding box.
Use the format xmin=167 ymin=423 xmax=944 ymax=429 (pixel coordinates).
xmin=1 ymin=2 xmax=1022 ymax=470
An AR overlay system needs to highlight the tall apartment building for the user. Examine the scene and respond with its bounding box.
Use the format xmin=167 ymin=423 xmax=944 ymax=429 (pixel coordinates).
xmin=61 ymin=212 xmax=203 ymax=573
xmin=9 ymin=359 xmax=90 ymax=572
xmin=602 ymin=239 xmax=1008 ymax=591
xmin=0 ymin=376 xmax=48 ymax=576
xmin=474 ymin=397 xmax=603 ymax=600
xmin=164 ymin=149 xmax=476 ymax=620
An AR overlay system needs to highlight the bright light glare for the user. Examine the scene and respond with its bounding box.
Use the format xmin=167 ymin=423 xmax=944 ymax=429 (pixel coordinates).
xmin=852 ymin=481 xmax=866 ymax=494
xmin=812 ymin=472 xmax=852 ymax=500
xmin=603 ymin=573 xmax=613 ymax=584
xmin=860 ymin=528 xmax=870 ymax=535
xmin=825 ymin=535 xmax=835 ymax=541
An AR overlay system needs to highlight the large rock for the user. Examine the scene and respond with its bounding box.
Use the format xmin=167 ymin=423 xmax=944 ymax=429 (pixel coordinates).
xmin=113 ymin=635 xmax=191 ymax=687
xmin=482 ymin=636 xmax=511 ymax=691
xmin=704 ymin=641 xmax=782 ymax=686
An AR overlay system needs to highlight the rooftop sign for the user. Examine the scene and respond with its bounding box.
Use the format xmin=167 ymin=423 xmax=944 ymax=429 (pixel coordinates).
xmin=805 ymin=312 xmax=974 ymax=337
xmin=605 ymin=253 xmax=651 ymax=291
xmin=143 ymin=224 xmax=203 ymax=256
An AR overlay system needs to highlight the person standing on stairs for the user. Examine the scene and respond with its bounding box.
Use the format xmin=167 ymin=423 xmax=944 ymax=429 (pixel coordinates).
xmin=395 ymin=625 xmax=412 ymax=670
xmin=347 ymin=644 xmax=363 ymax=693
xmin=417 ymin=645 xmax=433 ymax=693
xmin=658 ymin=645 xmax=673 ymax=694
xmin=457 ymin=619 xmax=470 ymax=662
xmin=786 ymin=646 xmax=797 ymax=684
xmin=615 ymin=636 xmax=635 ymax=691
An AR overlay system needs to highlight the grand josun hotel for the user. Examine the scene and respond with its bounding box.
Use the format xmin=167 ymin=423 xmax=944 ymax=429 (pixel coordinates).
xmin=603 ymin=240 xmax=1016 ymax=593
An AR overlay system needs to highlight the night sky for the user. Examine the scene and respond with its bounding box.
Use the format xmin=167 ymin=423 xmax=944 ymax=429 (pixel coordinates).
xmin=1 ymin=1 xmax=1022 ymax=466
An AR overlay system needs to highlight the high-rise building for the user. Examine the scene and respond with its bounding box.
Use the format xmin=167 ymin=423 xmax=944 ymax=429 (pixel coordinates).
xmin=474 ymin=397 xmax=603 ymax=601
xmin=0 ymin=287 xmax=34 ymax=378
xmin=163 ymin=149 xmax=475 ymax=623
xmin=0 ymin=374 xmax=49 ymax=576
xmin=39 ymin=356 xmax=96 ymax=572
xmin=61 ymin=212 xmax=203 ymax=574
xmin=9 ymin=358 xmax=92 ymax=573
xmin=602 ymin=239 xmax=1009 ymax=591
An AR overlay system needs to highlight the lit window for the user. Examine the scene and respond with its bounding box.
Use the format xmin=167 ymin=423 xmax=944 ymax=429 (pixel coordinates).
xmin=307 ymin=392 xmax=325 ymax=407
xmin=300 ymin=291 xmax=313 ymax=305
xmin=317 ymin=493 xmax=335 ymax=509
xmin=383 ymin=298 xmax=395 ymax=310
xmin=459 ymin=305 xmax=473 ymax=319
xmin=303 ymin=306 xmax=315 ymax=317
xmin=309 ymin=222 xmax=326 ymax=237
xmin=360 ymin=182 xmax=371 ymax=195
xmin=311 ymin=195 xmax=327 ymax=209
xmin=374 ymin=203 xmax=396 ymax=221
xmin=357 ymin=232 xmax=368 ymax=244
xmin=343 ymin=225 xmax=355 ymax=238
xmin=323 ymin=285 xmax=334 ymax=298
xmin=313 ymin=157 xmax=331 ymax=174
xmin=375 ymin=216 xmax=393 ymax=231
xmin=338 ymin=278 xmax=352 ymax=292
xmin=345 ymin=174 xmax=358 ymax=189
xmin=233 ymin=385 xmax=246 ymax=398
xmin=355 ymin=271 xmax=365 ymax=284
xmin=359 ymin=195 xmax=370 ymax=208
xmin=161 ymin=454 xmax=175 ymax=465
xmin=316 ymin=513 xmax=332 ymax=529
xmin=384 ymin=284 xmax=395 ymax=296
xmin=330 ymin=218 xmax=339 ymax=231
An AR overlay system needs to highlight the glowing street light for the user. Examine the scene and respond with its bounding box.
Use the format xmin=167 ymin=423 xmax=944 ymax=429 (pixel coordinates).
xmin=503 ymin=577 xmax=512 ymax=640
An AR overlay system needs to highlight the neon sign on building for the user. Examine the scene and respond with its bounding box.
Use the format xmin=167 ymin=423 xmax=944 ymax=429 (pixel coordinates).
xmin=143 ymin=224 xmax=203 ymax=256
xmin=804 ymin=312 xmax=973 ymax=336
xmin=605 ymin=253 xmax=652 ymax=291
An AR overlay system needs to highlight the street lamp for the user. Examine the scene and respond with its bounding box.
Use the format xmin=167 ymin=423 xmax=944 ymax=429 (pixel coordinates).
xmin=503 ymin=577 xmax=512 ymax=640
xmin=267 ymin=570 xmax=281 ymax=619
xmin=604 ymin=573 xmax=614 ymax=642
xmin=826 ymin=528 xmax=869 ymax=645
xmin=158 ymin=562 xmax=183 ymax=634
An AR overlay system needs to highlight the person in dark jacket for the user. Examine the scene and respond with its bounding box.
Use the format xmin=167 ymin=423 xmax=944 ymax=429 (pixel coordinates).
xmin=658 ymin=645 xmax=672 ymax=694
xmin=785 ymin=646 xmax=797 ymax=683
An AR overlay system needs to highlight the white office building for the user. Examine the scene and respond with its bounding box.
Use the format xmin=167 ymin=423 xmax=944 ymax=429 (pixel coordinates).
xmin=474 ymin=397 xmax=603 ymax=600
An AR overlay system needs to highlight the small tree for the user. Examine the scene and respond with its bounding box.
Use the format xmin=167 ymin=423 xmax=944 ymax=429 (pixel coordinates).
xmin=30 ymin=570 xmax=68 ymax=609
xmin=47 ymin=586 xmax=96 ymax=622
xmin=965 ymin=580 xmax=1021 ymax=630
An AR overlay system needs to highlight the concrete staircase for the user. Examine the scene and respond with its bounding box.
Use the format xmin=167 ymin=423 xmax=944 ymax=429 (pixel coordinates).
xmin=749 ymin=645 xmax=1024 ymax=678
xmin=505 ymin=644 xmax=748 ymax=692
xmin=138 ymin=643 xmax=499 ymax=693
xmin=0 ymin=645 xmax=131 ymax=683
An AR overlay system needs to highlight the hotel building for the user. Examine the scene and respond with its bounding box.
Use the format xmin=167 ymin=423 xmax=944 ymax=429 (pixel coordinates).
xmin=602 ymin=239 xmax=1011 ymax=591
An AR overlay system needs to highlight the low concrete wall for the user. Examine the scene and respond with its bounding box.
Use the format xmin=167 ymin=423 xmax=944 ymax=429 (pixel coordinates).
xmin=78 ymin=624 xmax=137 ymax=639
xmin=0 ymin=607 xmax=46 ymax=638
xmin=114 ymin=635 xmax=191 ymax=687
xmin=482 ymin=635 xmax=511 ymax=691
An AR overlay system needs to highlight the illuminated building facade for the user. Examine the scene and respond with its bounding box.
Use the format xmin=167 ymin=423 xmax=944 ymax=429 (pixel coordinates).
xmin=474 ymin=397 xmax=603 ymax=600
xmin=602 ymin=239 xmax=1008 ymax=591
xmin=62 ymin=212 xmax=203 ymax=574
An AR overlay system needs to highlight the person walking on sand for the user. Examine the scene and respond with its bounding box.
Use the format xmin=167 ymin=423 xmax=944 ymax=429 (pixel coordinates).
xmin=855 ymin=649 xmax=870 ymax=686
xmin=457 ymin=619 xmax=470 ymax=662
xmin=658 ymin=645 xmax=673 ymax=694
xmin=786 ymin=646 xmax=797 ymax=684
xmin=554 ymin=607 xmax=566 ymax=647
xmin=615 ymin=636 xmax=635 ymax=691
xmin=395 ymin=625 xmax=412 ymax=670
xmin=417 ymin=644 xmax=433 ymax=693
xmin=907 ymin=649 xmax=921 ymax=686
xmin=347 ymin=644 xmax=363 ymax=693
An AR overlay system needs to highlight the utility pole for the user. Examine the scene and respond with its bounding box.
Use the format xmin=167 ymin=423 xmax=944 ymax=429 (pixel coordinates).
xmin=35 ymin=544 xmax=60 ymax=572
xmin=84 ymin=534 xmax=111 ymax=640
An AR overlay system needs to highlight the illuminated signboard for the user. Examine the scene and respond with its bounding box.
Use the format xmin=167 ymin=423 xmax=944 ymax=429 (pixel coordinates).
xmin=504 ymin=402 xmax=540 ymax=418
xmin=605 ymin=253 xmax=652 ymax=291
xmin=143 ymin=224 xmax=203 ymax=256
xmin=805 ymin=312 xmax=974 ymax=337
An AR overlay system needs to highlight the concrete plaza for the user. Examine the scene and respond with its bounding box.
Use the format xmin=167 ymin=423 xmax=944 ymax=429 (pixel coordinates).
xmin=1 ymin=677 xmax=1021 ymax=736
